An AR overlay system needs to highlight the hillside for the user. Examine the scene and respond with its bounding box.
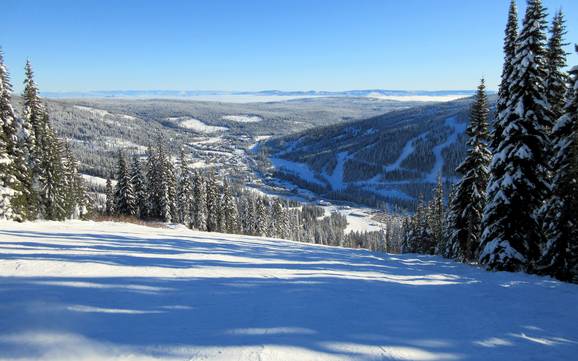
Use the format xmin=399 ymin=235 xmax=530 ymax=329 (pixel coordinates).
xmin=28 ymin=96 xmax=422 ymax=180
xmin=1 ymin=220 xmax=576 ymax=361
xmin=262 ymin=96 xmax=497 ymax=209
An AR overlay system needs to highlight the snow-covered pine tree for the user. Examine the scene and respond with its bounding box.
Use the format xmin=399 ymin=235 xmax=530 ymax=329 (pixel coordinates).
xmin=0 ymin=112 xmax=14 ymax=219
xmin=176 ymin=148 xmax=193 ymax=226
xmin=539 ymin=50 xmax=578 ymax=282
xmin=428 ymin=175 xmax=445 ymax=255
xmin=113 ymin=150 xmax=136 ymax=216
xmin=61 ymin=141 xmax=88 ymax=219
xmin=439 ymin=186 xmax=458 ymax=258
xmin=491 ymin=0 xmax=518 ymax=153
xmin=145 ymin=145 xmax=160 ymax=219
xmin=449 ymin=80 xmax=491 ymax=262
xmin=37 ymin=116 xmax=66 ymax=220
xmin=20 ymin=61 xmax=47 ymax=219
xmin=255 ymin=196 xmax=267 ymax=236
xmin=191 ymin=171 xmax=207 ymax=231
xmin=0 ymin=50 xmax=20 ymax=220
xmin=480 ymin=0 xmax=552 ymax=272
xmin=105 ymin=176 xmax=114 ymax=215
xmin=205 ymin=171 xmax=220 ymax=232
xmin=545 ymin=10 xmax=568 ymax=123
xmin=221 ymin=178 xmax=239 ymax=234
xmin=130 ymin=155 xmax=147 ymax=219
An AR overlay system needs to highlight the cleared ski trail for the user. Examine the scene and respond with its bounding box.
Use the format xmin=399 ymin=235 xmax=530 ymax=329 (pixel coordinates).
xmin=0 ymin=221 xmax=576 ymax=361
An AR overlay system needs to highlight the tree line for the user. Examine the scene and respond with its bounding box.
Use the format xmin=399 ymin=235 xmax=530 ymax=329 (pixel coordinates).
xmin=402 ymin=0 xmax=577 ymax=283
xmin=0 ymin=52 xmax=88 ymax=221
xmin=105 ymin=143 xmax=393 ymax=249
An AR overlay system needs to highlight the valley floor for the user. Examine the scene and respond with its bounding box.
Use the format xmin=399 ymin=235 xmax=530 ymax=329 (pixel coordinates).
xmin=0 ymin=221 xmax=576 ymax=360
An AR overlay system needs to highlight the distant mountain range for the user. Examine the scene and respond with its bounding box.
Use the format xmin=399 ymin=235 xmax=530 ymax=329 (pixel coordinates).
xmin=40 ymin=89 xmax=487 ymax=99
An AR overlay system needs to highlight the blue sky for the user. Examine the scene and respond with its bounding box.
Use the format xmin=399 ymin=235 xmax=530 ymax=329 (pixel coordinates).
xmin=1 ymin=0 xmax=577 ymax=92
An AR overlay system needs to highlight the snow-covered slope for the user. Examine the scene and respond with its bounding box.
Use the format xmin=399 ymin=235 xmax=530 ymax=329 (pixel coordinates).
xmin=0 ymin=221 xmax=576 ymax=361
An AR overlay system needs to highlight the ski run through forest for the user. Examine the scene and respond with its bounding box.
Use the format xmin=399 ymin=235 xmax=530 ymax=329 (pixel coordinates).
xmin=0 ymin=0 xmax=577 ymax=359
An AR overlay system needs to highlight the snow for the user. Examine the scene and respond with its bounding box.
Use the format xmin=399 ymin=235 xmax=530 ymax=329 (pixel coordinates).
xmin=81 ymin=174 xmax=116 ymax=187
xmin=73 ymin=105 xmax=111 ymax=117
xmin=1 ymin=221 xmax=577 ymax=361
xmin=168 ymin=117 xmax=228 ymax=134
xmin=270 ymin=157 xmax=326 ymax=187
xmin=425 ymin=116 xmax=467 ymax=183
xmin=322 ymin=151 xmax=348 ymax=191
xmin=222 ymin=115 xmax=263 ymax=123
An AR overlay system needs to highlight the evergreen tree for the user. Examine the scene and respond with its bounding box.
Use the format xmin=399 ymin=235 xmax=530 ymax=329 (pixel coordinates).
xmin=145 ymin=145 xmax=160 ymax=218
xmin=157 ymin=142 xmax=176 ymax=223
xmin=449 ymin=80 xmax=491 ymax=261
xmin=105 ymin=176 xmax=114 ymax=215
xmin=545 ymin=10 xmax=568 ymax=123
xmin=176 ymin=148 xmax=193 ymax=226
xmin=539 ymin=52 xmax=578 ymax=282
xmin=191 ymin=171 xmax=207 ymax=231
xmin=37 ymin=120 xmax=65 ymax=220
xmin=480 ymin=0 xmax=552 ymax=272
xmin=222 ymin=179 xmax=239 ymax=233
xmin=130 ymin=155 xmax=147 ymax=218
xmin=0 ymin=50 xmax=20 ymax=220
xmin=114 ymin=150 xmax=136 ymax=216
xmin=205 ymin=171 xmax=220 ymax=232
xmin=491 ymin=0 xmax=518 ymax=152
xmin=429 ymin=175 xmax=445 ymax=254
xmin=255 ymin=197 xmax=268 ymax=236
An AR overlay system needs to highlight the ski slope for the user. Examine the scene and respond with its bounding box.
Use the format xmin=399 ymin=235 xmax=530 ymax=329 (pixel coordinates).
xmin=0 ymin=221 xmax=577 ymax=361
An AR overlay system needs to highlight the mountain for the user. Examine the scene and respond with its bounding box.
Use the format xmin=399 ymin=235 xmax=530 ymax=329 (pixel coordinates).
xmin=261 ymin=96 xmax=497 ymax=210
xmin=1 ymin=220 xmax=576 ymax=361
xmin=18 ymin=96 xmax=422 ymax=187
xmin=40 ymin=89 xmax=481 ymax=99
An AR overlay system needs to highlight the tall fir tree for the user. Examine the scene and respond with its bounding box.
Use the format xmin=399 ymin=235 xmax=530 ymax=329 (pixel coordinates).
xmin=429 ymin=175 xmax=445 ymax=255
xmin=480 ymin=0 xmax=552 ymax=272
xmin=105 ymin=176 xmax=114 ymax=215
xmin=491 ymin=0 xmax=518 ymax=152
xmin=221 ymin=179 xmax=239 ymax=234
xmin=37 ymin=116 xmax=66 ymax=220
xmin=145 ymin=145 xmax=161 ymax=218
xmin=205 ymin=171 xmax=220 ymax=232
xmin=176 ymin=148 xmax=193 ymax=226
xmin=191 ymin=171 xmax=207 ymax=231
xmin=539 ymin=51 xmax=578 ymax=282
xmin=130 ymin=155 xmax=147 ymax=218
xmin=0 ymin=50 xmax=21 ymax=220
xmin=114 ymin=150 xmax=136 ymax=216
xmin=545 ymin=10 xmax=568 ymax=123
xmin=448 ymin=80 xmax=491 ymax=261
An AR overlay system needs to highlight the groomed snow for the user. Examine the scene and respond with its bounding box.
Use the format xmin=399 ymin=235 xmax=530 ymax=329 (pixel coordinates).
xmin=167 ymin=117 xmax=228 ymax=134
xmin=222 ymin=115 xmax=263 ymax=123
xmin=0 ymin=221 xmax=577 ymax=361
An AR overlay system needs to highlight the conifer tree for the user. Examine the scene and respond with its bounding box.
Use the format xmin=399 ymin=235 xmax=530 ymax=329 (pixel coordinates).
xmin=449 ymin=80 xmax=491 ymax=261
xmin=191 ymin=171 xmax=207 ymax=231
xmin=105 ymin=176 xmax=114 ymax=215
xmin=255 ymin=197 xmax=268 ymax=236
xmin=114 ymin=150 xmax=136 ymax=216
xmin=176 ymin=148 xmax=193 ymax=226
xmin=222 ymin=179 xmax=239 ymax=233
xmin=539 ymin=51 xmax=578 ymax=282
xmin=545 ymin=10 xmax=568 ymax=123
xmin=480 ymin=0 xmax=552 ymax=272
xmin=429 ymin=175 xmax=445 ymax=254
xmin=491 ymin=0 xmax=518 ymax=152
xmin=205 ymin=171 xmax=220 ymax=232
xmin=130 ymin=155 xmax=147 ymax=218
xmin=0 ymin=50 xmax=20 ymax=220
xmin=146 ymin=145 xmax=160 ymax=218
xmin=37 ymin=118 xmax=65 ymax=220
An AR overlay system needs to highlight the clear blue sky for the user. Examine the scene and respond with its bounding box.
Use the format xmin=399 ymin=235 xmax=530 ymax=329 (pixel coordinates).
xmin=1 ymin=0 xmax=577 ymax=92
